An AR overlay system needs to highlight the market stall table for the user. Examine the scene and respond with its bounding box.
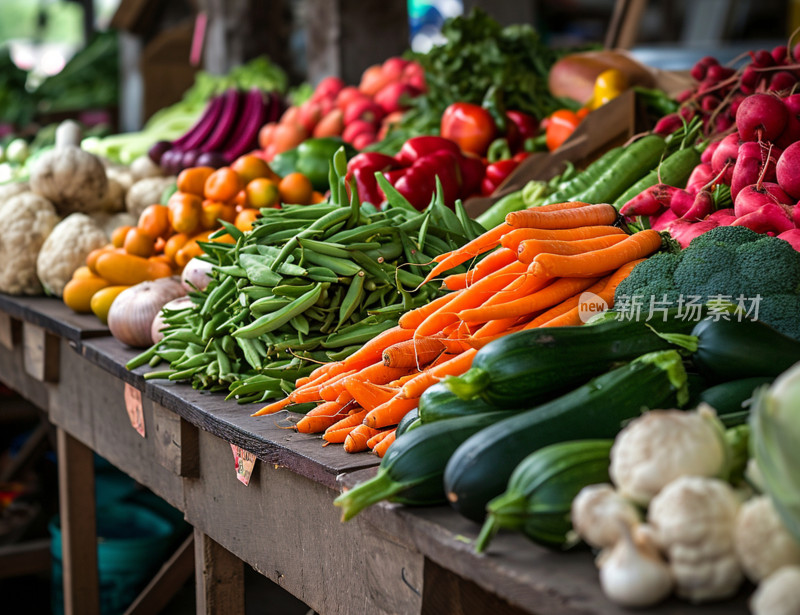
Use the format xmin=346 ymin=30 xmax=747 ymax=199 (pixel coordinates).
xmin=0 ymin=294 xmax=753 ymax=614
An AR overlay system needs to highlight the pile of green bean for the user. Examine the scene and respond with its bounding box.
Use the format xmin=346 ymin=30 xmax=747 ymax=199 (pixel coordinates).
xmin=126 ymin=149 xmax=484 ymax=404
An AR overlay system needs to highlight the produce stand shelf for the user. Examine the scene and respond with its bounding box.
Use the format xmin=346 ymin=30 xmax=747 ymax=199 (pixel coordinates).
xmin=0 ymin=294 xmax=752 ymax=614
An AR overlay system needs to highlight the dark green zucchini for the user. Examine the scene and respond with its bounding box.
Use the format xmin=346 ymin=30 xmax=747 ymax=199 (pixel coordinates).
xmin=395 ymin=407 xmax=419 ymax=437
xmin=697 ymin=376 xmax=775 ymax=415
xmin=475 ymin=440 xmax=613 ymax=552
xmin=334 ymin=411 xmax=515 ymax=521
xmin=445 ymin=312 xmax=694 ymax=408
xmin=444 ymin=350 xmax=688 ymax=523
xmin=418 ymin=383 xmax=495 ymax=423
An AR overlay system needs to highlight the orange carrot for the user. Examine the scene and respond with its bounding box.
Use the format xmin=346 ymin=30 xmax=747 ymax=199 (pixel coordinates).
xmin=323 ymin=408 xmax=369 ymax=441
xmin=344 ymin=380 xmax=399 ymax=411
xmin=373 ymin=429 xmax=396 ymax=457
xmin=306 ymin=360 xmax=339 ymax=382
xmin=465 ymin=323 xmax=528 ymax=349
xmin=517 ymin=234 xmax=627 ymax=264
xmin=366 ymin=429 xmax=392 ymax=449
xmin=531 ymin=230 xmax=661 ymax=279
xmin=506 ymin=203 xmax=617 ymax=229
xmin=295 ymin=401 xmax=349 ymax=433
xmin=464 ymin=267 xmax=552 ymax=314
xmin=295 ymin=376 xmax=311 ymax=388
xmin=382 ymin=337 xmax=446 ymax=368
xmin=602 ymin=259 xmax=645 ymax=307
xmin=388 ymin=372 xmax=422 ymax=388
xmin=344 ymin=424 xmax=383 ymax=453
xmin=294 ymin=369 xmax=356 ymax=403
xmin=414 ymin=260 xmax=527 ymax=338
xmin=458 ymin=276 xmax=601 ymax=322
xmin=422 ymin=222 xmax=513 ymax=283
xmin=363 ymin=395 xmax=420 ymax=429
xmin=398 ymin=291 xmax=461 ymax=330
xmin=251 ymin=397 xmax=291 ymax=417
xmin=400 ymin=349 xmax=477 ymax=399
xmin=345 ymin=362 xmax=415 ymax=387
xmin=526 ymin=276 xmax=610 ymax=329
xmin=500 ymin=225 xmax=625 ymax=252
xmin=336 ymin=390 xmax=355 ymax=405
xmin=319 ymin=369 xmax=363 ymax=401
xmin=442 ymin=271 xmax=468 ymax=291
xmin=339 ymin=326 xmax=415 ymax=369
xmin=466 ymin=247 xmax=517 ymax=285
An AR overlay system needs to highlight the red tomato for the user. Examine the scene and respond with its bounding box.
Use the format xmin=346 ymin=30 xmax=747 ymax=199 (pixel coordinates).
xmin=440 ymin=102 xmax=497 ymax=157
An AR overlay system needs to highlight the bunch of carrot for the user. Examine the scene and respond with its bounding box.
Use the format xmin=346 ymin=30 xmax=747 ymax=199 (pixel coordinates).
xmin=254 ymin=201 xmax=664 ymax=456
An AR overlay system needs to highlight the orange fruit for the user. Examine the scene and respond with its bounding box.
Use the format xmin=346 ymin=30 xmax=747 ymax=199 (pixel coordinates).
xmin=123 ymin=227 xmax=156 ymax=258
xmin=245 ymin=177 xmax=280 ymax=208
xmin=176 ymin=166 xmax=215 ymax=196
xmin=164 ymin=233 xmax=190 ymax=263
xmin=201 ymin=200 xmax=237 ymax=230
xmin=168 ymin=195 xmax=203 ymax=235
xmin=138 ymin=204 xmax=171 ymax=240
xmin=230 ymin=154 xmax=276 ymax=184
xmin=278 ymin=172 xmax=314 ymax=205
xmin=111 ymin=225 xmax=133 ymax=248
xmin=204 ymin=167 xmax=243 ymax=202
xmin=86 ymin=245 xmax=115 ymax=274
xmin=235 ymin=208 xmax=260 ymax=232
xmin=311 ymin=191 xmax=326 ymax=204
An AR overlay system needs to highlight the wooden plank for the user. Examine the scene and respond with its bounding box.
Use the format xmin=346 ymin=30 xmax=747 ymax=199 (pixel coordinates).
xmin=184 ymin=429 xmax=422 ymax=615
xmin=194 ymin=529 xmax=245 ymax=615
xmin=0 ymin=339 xmax=51 ymax=410
xmin=0 ymin=538 xmax=52 ymax=579
xmin=605 ymin=0 xmax=647 ymax=49
xmin=0 ymin=311 xmax=20 ymax=349
xmin=152 ymin=401 xmax=199 ymax=478
xmin=0 ymin=294 xmax=108 ymax=341
xmin=124 ymin=533 xmax=195 ymax=615
xmin=23 ymin=323 xmax=59 ymax=382
xmin=57 ymin=428 xmax=100 ymax=615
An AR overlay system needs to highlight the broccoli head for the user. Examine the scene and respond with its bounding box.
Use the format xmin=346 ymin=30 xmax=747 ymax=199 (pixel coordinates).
xmin=614 ymin=226 xmax=800 ymax=340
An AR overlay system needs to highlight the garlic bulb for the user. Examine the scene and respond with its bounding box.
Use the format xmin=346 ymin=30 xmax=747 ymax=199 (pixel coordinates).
xmin=108 ymin=277 xmax=185 ymax=348
xmin=571 ymin=483 xmax=641 ymax=550
xmin=599 ymin=522 xmax=673 ymax=608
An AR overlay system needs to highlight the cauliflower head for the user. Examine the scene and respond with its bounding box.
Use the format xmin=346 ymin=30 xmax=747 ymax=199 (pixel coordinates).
xmin=36 ymin=213 xmax=108 ymax=296
xmin=0 ymin=192 xmax=60 ymax=295
xmin=735 ymin=495 xmax=800 ymax=583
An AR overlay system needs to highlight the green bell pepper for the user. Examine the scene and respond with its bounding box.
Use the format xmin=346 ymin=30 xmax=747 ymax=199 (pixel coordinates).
xmin=270 ymin=138 xmax=357 ymax=191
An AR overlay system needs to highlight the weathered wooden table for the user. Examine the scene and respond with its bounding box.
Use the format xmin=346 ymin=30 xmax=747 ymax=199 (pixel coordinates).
xmin=0 ymin=293 xmax=751 ymax=615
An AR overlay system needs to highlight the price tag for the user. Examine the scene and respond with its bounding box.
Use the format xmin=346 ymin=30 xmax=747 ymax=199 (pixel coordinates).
xmin=231 ymin=444 xmax=256 ymax=486
xmin=124 ymin=383 xmax=146 ymax=438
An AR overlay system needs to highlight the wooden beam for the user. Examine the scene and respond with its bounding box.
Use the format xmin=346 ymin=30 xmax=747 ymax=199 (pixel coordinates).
xmin=604 ymin=0 xmax=647 ymax=49
xmin=152 ymin=402 xmax=199 ymax=478
xmin=0 ymin=312 xmax=20 ymax=350
xmin=0 ymin=538 xmax=52 ymax=579
xmin=124 ymin=533 xmax=195 ymax=615
xmin=57 ymin=428 xmax=100 ymax=615
xmin=194 ymin=529 xmax=245 ymax=615
xmin=22 ymin=323 xmax=59 ymax=383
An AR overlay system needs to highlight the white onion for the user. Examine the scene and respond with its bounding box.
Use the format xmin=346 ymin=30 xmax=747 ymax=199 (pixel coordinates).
xmin=108 ymin=277 xmax=186 ymax=348
xmin=181 ymin=257 xmax=215 ymax=292
xmin=151 ymin=296 xmax=195 ymax=344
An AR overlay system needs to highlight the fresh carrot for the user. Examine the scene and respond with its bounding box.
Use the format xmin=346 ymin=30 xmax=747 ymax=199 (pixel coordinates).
xmin=422 ymin=222 xmax=513 ymax=283
xmin=500 ymin=225 xmax=625 ymax=252
xmin=382 ymin=337 xmax=446 ymax=368
xmin=387 ymin=372 xmax=421 ymax=388
xmin=372 ymin=429 xmax=396 ymax=457
xmin=464 ymin=267 xmax=551 ymax=315
xmin=294 ymin=369 xmax=356 ymax=403
xmin=531 ymin=229 xmax=662 ymax=279
xmin=336 ymin=390 xmax=355 ymax=405
xmin=344 ymin=362 xmax=415 ymax=387
xmin=363 ymin=395 xmax=420 ymax=429
xmin=339 ymin=326 xmax=415 ymax=369
xmin=458 ymin=276 xmax=602 ymax=322
xmin=344 ymin=424 xmax=383 ymax=453
xmin=251 ymin=397 xmax=291 ymax=417
xmin=398 ymin=291 xmax=461 ymax=330
xmin=442 ymin=271 xmax=468 ymax=291
xmin=414 ymin=260 xmax=527 ymax=338
xmin=343 ymin=380 xmax=398 ymax=411
xmin=400 ymin=349 xmax=477 ymax=399
xmin=366 ymin=429 xmax=392 ymax=449
xmin=505 ymin=203 xmax=617 ymax=229
xmin=466 ymin=247 xmax=517 ymax=285
xmin=295 ymin=401 xmax=349 ymax=433
xmin=602 ymin=258 xmax=645 ymax=307
xmin=517 ymin=234 xmax=627 ymax=264
xmin=319 ymin=369 xmax=364 ymax=401
xmin=307 ymin=360 xmax=338 ymax=382
xmin=323 ymin=424 xmax=360 ymax=443
xmin=323 ymin=408 xmax=369 ymax=441
xmin=295 ymin=376 xmax=311 ymax=388
xmin=526 ymin=277 xmax=610 ymax=329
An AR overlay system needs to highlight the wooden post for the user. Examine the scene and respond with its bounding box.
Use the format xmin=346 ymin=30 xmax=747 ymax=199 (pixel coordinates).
xmin=152 ymin=402 xmax=199 ymax=478
xmin=194 ymin=529 xmax=245 ymax=615
xmin=0 ymin=312 xmax=20 ymax=350
xmin=604 ymin=0 xmax=647 ymax=49
xmin=57 ymin=428 xmax=99 ymax=615
xmin=124 ymin=534 xmax=195 ymax=615
xmin=22 ymin=323 xmax=59 ymax=382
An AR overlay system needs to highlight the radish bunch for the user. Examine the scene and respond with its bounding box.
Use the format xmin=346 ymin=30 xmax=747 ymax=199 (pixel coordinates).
xmin=623 ymin=91 xmax=800 ymax=250
xmin=655 ymin=44 xmax=800 ymax=139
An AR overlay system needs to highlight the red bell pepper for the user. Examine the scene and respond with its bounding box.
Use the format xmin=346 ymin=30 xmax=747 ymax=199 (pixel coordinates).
xmin=545 ymin=109 xmax=582 ymax=152
xmin=393 ymin=150 xmax=463 ymax=210
xmin=505 ymin=110 xmax=538 ymax=152
xmin=458 ymin=154 xmax=486 ymax=199
xmin=440 ymin=102 xmax=497 ymax=157
xmin=346 ymin=152 xmax=402 ymax=206
xmin=480 ymin=158 xmax=520 ymax=196
xmin=396 ymin=136 xmax=461 ymax=166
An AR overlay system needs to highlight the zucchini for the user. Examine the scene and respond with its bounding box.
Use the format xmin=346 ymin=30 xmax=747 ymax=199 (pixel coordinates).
xmin=418 ymin=383 xmax=493 ymax=423
xmin=395 ymin=407 xmax=420 ymax=437
xmin=444 ymin=350 xmax=688 ymax=522
xmin=697 ymin=376 xmax=775 ymax=415
xmin=445 ymin=312 xmax=694 ymax=408
xmin=334 ymin=411 xmax=515 ymax=521
xmin=475 ymin=440 xmax=613 ymax=553
xmin=541 ymin=146 xmax=624 ymax=206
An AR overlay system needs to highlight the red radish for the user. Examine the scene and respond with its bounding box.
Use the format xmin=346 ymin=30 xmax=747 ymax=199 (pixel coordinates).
xmin=682 ymin=190 xmax=715 ymax=221
xmin=769 ymin=71 xmax=798 ymax=93
xmin=777 ymin=228 xmax=800 ymax=251
xmin=336 ymin=86 xmax=368 ymax=111
xmin=710 ymin=133 xmax=740 ymax=184
xmin=784 ymin=94 xmax=800 ymax=116
xmin=667 ymin=218 xmax=720 ymax=248
xmin=730 ymin=141 xmax=779 ymax=200
xmin=793 ymin=41 xmax=800 ymax=62
xmin=374 ymin=82 xmax=420 ymax=114
xmin=732 ymin=203 xmax=795 ymax=234
xmin=653 ymin=113 xmax=684 ymax=136
xmin=740 ymin=66 xmax=760 ymax=90
xmin=650 ymin=208 xmax=678 ymax=231
xmin=772 ymin=45 xmax=788 ymax=64
xmin=622 ymin=184 xmax=695 ymax=218
xmin=776 ymin=142 xmax=800 ymax=198
xmin=382 ymin=57 xmax=410 ymax=80
xmin=701 ymin=140 xmax=720 ymax=164
xmin=715 ymin=114 xmax=735 ymax=134
xmin=776 ymin=115 xmax=800 ymax=148
xmin=312 ymin=76 xmax=345 ymax=101
xmin=750 ymin=49 xmax=775 ymax=67
xmin=686 ymin=162 xmax=714 ymax=192
xmin=736 ymin=93 xmax=788 ymax=142
xmin=706 ymin=65 xmax=735 ymax=81
xmin=729 ymin=93 xmax=747 ymax=117
xmin=344 ymin=99 xmax=384 ymax=126
xmin=707 ymin=207 xmax=737 ymax=223
xmin=734 ymin=181 xmax=793 ymax=217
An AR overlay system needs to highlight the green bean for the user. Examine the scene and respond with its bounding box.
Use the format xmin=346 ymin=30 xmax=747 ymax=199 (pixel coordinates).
xmin=213 ymin=265 xmax=247 ymax=278
xmin=168 ymin=366 xmax=203 ymax=381
xmin=306 ymin=266 xmax=339 ymax=283
xmin=236 ymin=337 xmax=263 ymax=369
xmin=301 ymin=251 xmax=362 ymax=276
xmin=321 ymin=319 xmax=396 ymax=348
xmin=200 ymin=276 xmax=235 ymax=315
xmin=233 ymin=284 xmax=323 ymax=338
xmin=249 ymin=219 xmax=306 ymax=240
xmin=221 ymin=335 xmax=235 ymax=355
xmin=349 ymin=250 xmax=392 ymax=284
xmin=239 ymin=254 xmax=283 ymax=287
xmin=327 ymin=221 xmax=395 ymax=244
xmin=173 ymin=352 xmax=215 ymax=370
xmin=216 ymin=346 xmax=231 ymax=378
xmin=143 ymin=369 xmax=177 ymax=380
xmin=275 ymin=203 xmax=339 ymax=219
xmin=202 ymin=311 xmax=228 ymax=341
xmin=290 ymin=313 xmax=310 ymax=335
xmin=298 ymin=237 xmax=351 ymax=258
xmin=326 ymin=345 xmax=361 ymax=362
xmin=363 ymin=286 xmax=394 ymax=309
xmin=156 ymin=349 xmax=184 ymax=363
xmin=363 ymin=239 xmax=403 ymax=262
xmin=272 ymin=282 xmax=316 ymax=298
xmin=250 ymin=296 xmax=292 ymax=315
xmin=338 ymin=271 xmax=365 ymax=329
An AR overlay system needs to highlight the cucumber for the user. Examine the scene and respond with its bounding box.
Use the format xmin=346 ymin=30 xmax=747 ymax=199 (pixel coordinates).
xmin=334 ymin=411 xmax=515 ymax=521
xmin=697 ymin=376 xmax=775 ymax=415
xmin=475 ymin=440 xmax=613 ymax=552
xmin=395 ymin=407 xmax=420 ymax=437
xmin=445 ymin=312 xmax=695 ymax=408
xmin=418 ymin=383 xmax=494 ymax=423
xmin=444 ymin=350 xmax=688 ymax=523
xmin=541 ymin=146 xmax=624 ymax=205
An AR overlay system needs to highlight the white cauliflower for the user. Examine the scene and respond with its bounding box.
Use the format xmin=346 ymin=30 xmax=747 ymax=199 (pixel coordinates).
xmin=36 ymin=213 xmax=109 ymax=296
xmin=91 ymin=211 xmax=137 ymax=239
xmin=735 ymin=495 xmax=800 ymax=583
xmin=648 ymin=476 xmax=743 ymax=603
xmin=0 ymin=181 xmax=30 ymax=202
xmin=125 ymin=176 xmax=175 ymax=218
xmin=571 ymin=483 xmax=641 ymax=550
xmin=750 ymin=566 xmax=800 ymax=615
xmin=610 ymin=406 xmax=728 ymax=506
xmin=0 ymin=192 xmax=60 ymax=295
